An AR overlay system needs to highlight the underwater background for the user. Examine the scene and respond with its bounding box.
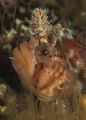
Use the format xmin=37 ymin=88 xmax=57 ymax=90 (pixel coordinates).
xmin=0 ymin=0 xmax=86 ymax=120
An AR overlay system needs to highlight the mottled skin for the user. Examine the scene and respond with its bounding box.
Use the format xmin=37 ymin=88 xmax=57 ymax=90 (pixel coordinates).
xmin=12 ymin=38 xmax=86 ymax=101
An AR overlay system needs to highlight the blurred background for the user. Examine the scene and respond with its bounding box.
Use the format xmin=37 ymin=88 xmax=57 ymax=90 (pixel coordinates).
xmin=0 ymin=0 xmax=86 ymax=120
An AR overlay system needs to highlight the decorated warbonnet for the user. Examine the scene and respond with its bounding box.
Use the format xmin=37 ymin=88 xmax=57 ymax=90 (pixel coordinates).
xmin=12 ymin=8 xmax=86 ymax=101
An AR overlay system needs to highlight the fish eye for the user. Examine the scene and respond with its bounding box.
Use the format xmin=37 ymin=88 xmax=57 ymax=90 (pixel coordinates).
xmin=35 ymin=44 xmax=50 ymax=62
xmin=36 ymin=44 xmax=49 ymax=56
